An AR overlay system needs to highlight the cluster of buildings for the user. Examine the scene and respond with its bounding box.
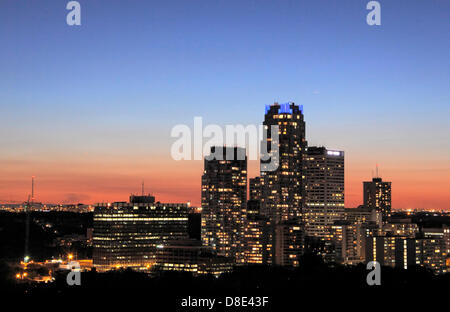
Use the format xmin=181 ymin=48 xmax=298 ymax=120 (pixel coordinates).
xmin=92 ymin=194 xmax=233 ymax=276
xmin=0 ymin=203 xmax=93 ymax=213
xmin=92 ymin=102 xmax=449 ymax=275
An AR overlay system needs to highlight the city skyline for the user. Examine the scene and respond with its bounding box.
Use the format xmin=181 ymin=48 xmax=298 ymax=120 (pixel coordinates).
xmin=2 ymin=0 xmax=450 ymax=302
xmin=0 ymin=101 xmax=448 ymax=211
xmin=1 ymin=1 xmax=450 ymax=210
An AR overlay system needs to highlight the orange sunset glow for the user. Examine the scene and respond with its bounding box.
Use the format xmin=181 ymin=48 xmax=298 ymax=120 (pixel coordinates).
xmin=1 ymin=155 xmax=449 ymax=210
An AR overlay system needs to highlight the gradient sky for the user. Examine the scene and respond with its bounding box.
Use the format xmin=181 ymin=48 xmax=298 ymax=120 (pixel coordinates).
xmin=0 ymin=0 xmax=449 ymax=209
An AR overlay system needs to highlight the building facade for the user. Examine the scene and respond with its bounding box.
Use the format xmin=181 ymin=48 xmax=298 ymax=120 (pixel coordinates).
xmin=344 ymin=206 xmax=381 ymax=226
xmin=260 ymin=102 xmax=307 ymax=223
xmin=331 ymin=221 xmax=366 ymax=264
xmin=365 ymin=234 xmax=448 ymax=274
xmin=93 ymin=196 xmax=189 ymax=271
xmin=249 ymin=177 xmax=262 ymax=201
xmin=304 ymin=147 xmax=345 ymax=238
xmin=274 ymin=221 xmax=304 ymax=266
xmin=242 ymin=200 xmax=272 ymax=264
xmin=154 ymin=239 xmax=233 ymax=277
xmin=258 ymin=102 xmax=307 ymax=266
xmin=363 ymin=177 xmax=392 ymax=222
xmin=201 ymin=146 xmax=247 ymax=264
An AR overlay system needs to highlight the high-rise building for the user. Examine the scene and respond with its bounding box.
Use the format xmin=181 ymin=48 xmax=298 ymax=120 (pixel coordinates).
xmin=201 ymin=146 xmax=247 ymax=264
xmin=259 ymin=102 xmax=307 ymax=266
xmin=414 ymin=237 xmax=448 ymax=274
xmin=242 ymin=200 xmax=272 ymax=265
xmin=365 ymin=236 xmax=400 ymax=268
xmin=261 ymin=102 xmax=307 ymax=223
xmin=93 ymin=195 xmax=189 ymax=271
xmin=441 ymin=226 xmax=450 ymax=255
xmin=330 ymin=221 xmax=365 ymax=265
xmin=249 ymin=177 xmax=262 ymax=201
xmin=363 ymin=177 xmax=392 ymax=221
xmin=304 ymin=147 xmax=345 ymax=238
xmin=274 ymin=221 xmax=304 ymax=266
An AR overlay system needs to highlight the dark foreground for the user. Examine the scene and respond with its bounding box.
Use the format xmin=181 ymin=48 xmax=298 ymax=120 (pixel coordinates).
xmin=2 ymin=257 xmax=449 ymax=310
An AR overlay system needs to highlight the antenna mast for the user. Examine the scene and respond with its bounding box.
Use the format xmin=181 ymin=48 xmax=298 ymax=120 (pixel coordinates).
xmin=24 ymin=176 xmax=34 ymax=263
xmin=32 ymin=176 xmax=34 ymax=201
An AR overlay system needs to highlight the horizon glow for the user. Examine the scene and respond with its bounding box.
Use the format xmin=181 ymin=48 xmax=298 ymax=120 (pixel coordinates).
xmin=1 ymin=1 xmax=449 ymax=210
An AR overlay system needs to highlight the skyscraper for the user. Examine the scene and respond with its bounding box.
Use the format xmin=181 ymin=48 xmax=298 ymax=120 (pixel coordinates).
xmin=249 ymin=177 xmax=262 ymax=201
xmin=261 ymin=102 xmax=307 ymax=223
xmin=363 ymin=177 xmax=392 ymax=222
xmin=259 ymin=102 xmax=307 ymax=266
xmin=201 ymin=146 xmax=247 ymax=264
xmin=242 ymin=200 xmax=272 ymax=265
xmin=304 ymin=147 xmax=345 ymax=238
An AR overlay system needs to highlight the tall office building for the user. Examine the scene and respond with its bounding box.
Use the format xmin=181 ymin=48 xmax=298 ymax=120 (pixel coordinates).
xmin=93 ymin=195 xmax=189 ymax=271
xmin=201 ymin=146 xmax=247 ymax=263
xmin=249 ymin=177 xmax=262 ymax=201
xmin=261 ymin=102 xmax=307 ymax=223
xmin=242 ymin=200 xmax=272 ymax=264
xmin=363 ymin=177 xmax=392 ymax=222
xmin=259 ymin=102 xmax=307 ymax=266
xmin=304 ymin=147 xmax=345 ymax=238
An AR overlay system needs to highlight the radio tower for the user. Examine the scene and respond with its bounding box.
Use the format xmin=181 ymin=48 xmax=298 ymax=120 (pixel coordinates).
xmin=24 ymin=176 xmax=34 ymax=263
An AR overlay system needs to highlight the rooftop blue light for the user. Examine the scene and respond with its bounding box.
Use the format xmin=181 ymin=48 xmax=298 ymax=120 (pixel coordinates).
xmin=265 ymin=102 xmax=303 ymax=115
xmin=279 ymin=102 xmax=293 ymax=114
